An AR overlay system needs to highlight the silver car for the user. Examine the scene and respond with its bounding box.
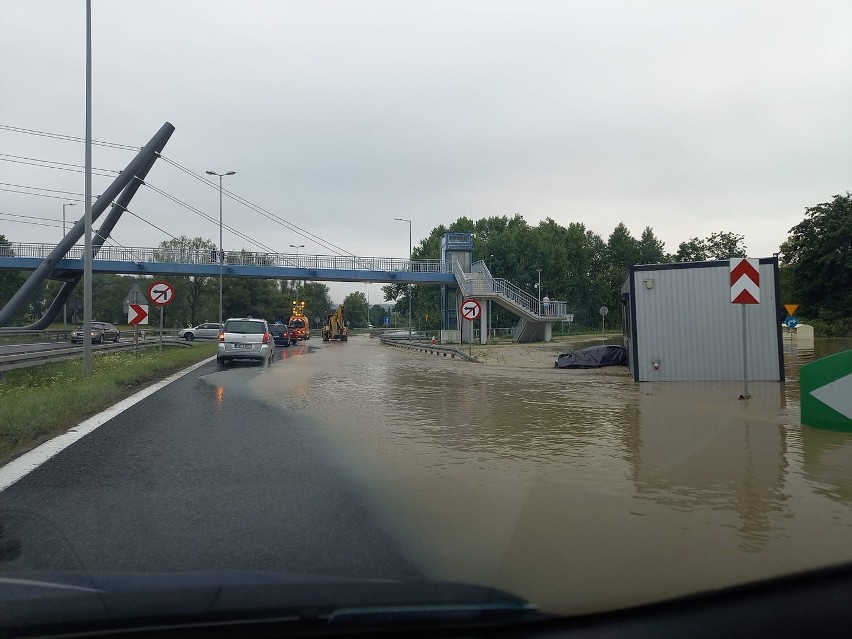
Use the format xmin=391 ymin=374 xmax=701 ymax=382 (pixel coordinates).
xmin=216 ymin=318 xmax=274 ymax=369
xmin=179 ymin=322 xmax=221 ymax=341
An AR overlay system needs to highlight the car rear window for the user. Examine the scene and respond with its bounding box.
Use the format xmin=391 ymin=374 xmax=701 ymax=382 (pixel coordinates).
xmin=289 ymin=319 xmax=305 ymax=328
xmin=224 ymin=320 xmax=266 ymax=334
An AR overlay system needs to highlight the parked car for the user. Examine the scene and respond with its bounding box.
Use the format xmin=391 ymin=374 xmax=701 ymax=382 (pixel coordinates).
xmin=216 ymin=317 xmax=274 ymax=369
xmin=269 ymin=321 xmax=293 ymax=346
xmin=178 ymin=322 xmax=221 ymax=341
xmin=71 ymin=322 xmax=120 ymax=344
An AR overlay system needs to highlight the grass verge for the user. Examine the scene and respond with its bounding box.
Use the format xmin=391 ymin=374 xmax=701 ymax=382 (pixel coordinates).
xmin=0 ymin=343 xmax=216 ymax=465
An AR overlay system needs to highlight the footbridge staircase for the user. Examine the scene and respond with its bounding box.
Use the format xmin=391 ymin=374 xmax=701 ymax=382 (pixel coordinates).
xmin=453 ymin=260 xmax=568 ymax=343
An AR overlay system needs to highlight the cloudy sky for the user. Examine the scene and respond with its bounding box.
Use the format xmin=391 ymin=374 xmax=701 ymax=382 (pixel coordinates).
xmin=2 ymin=1 xmax=851 ymax=301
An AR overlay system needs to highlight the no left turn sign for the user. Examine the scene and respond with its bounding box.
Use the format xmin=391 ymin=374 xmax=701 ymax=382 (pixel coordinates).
xmin=147 ymin=280 xmax=175 ymax=306
xmin=460 ymin=299 xmax=482 ymax=321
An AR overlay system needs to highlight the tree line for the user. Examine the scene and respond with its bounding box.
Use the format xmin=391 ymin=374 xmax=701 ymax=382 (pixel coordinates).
xmin=382 ymin=216 xmax=748 ymax=332
xmin=1 ymin=192 xmax=849 ymax=334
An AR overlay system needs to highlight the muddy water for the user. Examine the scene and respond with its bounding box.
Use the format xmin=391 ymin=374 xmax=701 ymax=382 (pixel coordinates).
xmin=251 ymin=336 xmax=852 ymax=615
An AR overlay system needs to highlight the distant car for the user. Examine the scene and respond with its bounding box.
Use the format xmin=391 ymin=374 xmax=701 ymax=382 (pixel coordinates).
xmin=179 ymin=323 xmax=221 ymax=341
xmin=216 ymin=317 xmax=274 ymax=369
xmin=71 ymin=322 xmax=120 ymax=344
xmin=269 ymin=321 xmax=293 ymax=346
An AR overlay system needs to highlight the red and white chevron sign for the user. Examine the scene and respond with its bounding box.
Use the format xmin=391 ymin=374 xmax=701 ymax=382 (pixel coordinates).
xmin=730 ymin=258 xmax=760 ymax=304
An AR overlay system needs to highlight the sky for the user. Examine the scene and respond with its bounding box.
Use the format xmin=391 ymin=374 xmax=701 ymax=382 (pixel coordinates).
xmin=2 ymin=1 xmax=851 ymax=303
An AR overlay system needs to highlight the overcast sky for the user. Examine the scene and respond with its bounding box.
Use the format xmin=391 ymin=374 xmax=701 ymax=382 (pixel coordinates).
xmin=2 ymin=1 xmax=851 ymax=302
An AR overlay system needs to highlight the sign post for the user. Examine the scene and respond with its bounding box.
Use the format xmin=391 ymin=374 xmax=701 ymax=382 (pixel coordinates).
xmin=125 ymin=283 xmax=148 ymax=354
xmin=599 ymin=306 xmax=608 ymax=333
xmin=147 ymin=281 xmax=175 ymax=353
xmin=128 ymin=303 xmax=149 ymax=353
xmin=460 ymin=299 xmax=482 ymax=356
xmin=730 ymin=258 xmax=760 ymax=399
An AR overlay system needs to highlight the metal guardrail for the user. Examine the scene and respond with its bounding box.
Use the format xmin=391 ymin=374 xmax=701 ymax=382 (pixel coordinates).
xmin=0 ymin=338 xmax=188 ymax=373
xmin=0 ymin=329 xmax=74 ymax=343
xmin=379 ymin=336 xmax=479 ymax=362
xmin=2 ymin=243 xmax=451 ymax=274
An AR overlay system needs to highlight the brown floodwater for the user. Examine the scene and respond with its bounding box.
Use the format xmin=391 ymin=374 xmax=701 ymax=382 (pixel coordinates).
xmin=251 ymin=335 xmax=852 ymax=615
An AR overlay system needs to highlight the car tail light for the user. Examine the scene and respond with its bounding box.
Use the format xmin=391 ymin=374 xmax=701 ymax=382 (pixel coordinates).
xmin=218 ymin=331 xmax=224 ymax=342
xmin=262 ymin=332 xmax=271 ymax=344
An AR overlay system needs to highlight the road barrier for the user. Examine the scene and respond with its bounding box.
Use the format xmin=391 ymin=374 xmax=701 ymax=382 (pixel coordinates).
xmin=379 ymin=336 xmax=479 ymax=362
xmin=0 ymin=338 xmax=189 ymax=373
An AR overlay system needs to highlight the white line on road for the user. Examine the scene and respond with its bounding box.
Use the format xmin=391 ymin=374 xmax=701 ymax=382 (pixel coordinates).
xmin=0 ymin=356 xmax=215 ymax=493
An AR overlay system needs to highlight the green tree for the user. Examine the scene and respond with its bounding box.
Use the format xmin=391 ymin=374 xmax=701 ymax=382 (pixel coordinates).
xmin=637 ymin=227 xmax=667 ymax=265
xmin=342 ymin=291 xmax=368 ymax=327
xmin=780 ymin=192 xmax=852 ymax=320
xmin=675 ymin=231 xmax=747 ymax=261
xmin=369 ymin=304 xmax=385 ymax=327
xmin=0 ymin=235 xmax=29 ymax=325
xmin=156 ymin=236 xmax=218 ymax=326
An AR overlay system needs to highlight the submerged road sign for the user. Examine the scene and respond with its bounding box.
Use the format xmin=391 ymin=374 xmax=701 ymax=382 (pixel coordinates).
xmin=801 ymin=350 xmax=852 ymax=431
xmin=730 ymin=258 xmax=760 ymax=304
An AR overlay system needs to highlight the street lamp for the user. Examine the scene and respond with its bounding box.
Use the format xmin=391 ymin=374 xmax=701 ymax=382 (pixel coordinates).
xmin=62 ymin=203 xmax=76 ymax=326
xmin=536 ymin=269 xmax=542 ymax=303
xmin=291 ymin=244 xmax=305 ymax=289
xmin=394 ymin=217 xmax=412 ymax=341
xmin=206 ymin=170 xmax=236 ymax=326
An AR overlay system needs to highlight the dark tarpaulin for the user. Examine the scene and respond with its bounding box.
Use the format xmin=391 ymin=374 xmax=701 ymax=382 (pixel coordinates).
xmin=555 ymin=345 xmax=627 ymax=369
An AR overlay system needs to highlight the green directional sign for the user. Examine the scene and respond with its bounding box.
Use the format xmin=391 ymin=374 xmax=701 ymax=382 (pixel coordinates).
xmin=800 ymin=350 xmax=852 ymax=431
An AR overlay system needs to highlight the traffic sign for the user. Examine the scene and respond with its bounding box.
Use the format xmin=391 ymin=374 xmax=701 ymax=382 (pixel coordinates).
xmin=124 ymin=282 xmax=147 ymax=313
xmin=784 ymin=303 xmax=799 ymax=316
xmin=460 ymin=299 xmax=482 ymax=321
xmin=147 ymin=281 xmax=175 ymax=306
xmin=128 ymin=303 xmax=149 ymax=325
xmin=730 ymin=258 xmax=760 ymax=304
xmin=801 ymin=350 xmax=852 ymax=431
xmin=599 ymin=306 xmax=608 ymax=316
xmin=785 ymin=316 xmax=798 ymax=328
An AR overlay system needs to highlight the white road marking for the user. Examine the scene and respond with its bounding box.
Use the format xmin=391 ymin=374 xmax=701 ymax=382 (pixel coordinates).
xmin=0 ymin=356 xmax=215 ymax=493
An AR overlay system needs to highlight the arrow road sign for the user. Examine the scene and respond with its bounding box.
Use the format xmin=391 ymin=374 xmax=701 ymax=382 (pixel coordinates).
xmin=460 ymin=299 xmax=482 ymax=321
xmin=730 ymin=258 xmax=760 ymax=304
xmin=801 ymin=349 xmax=852 ymax=431
xmin=147 ymin=280 xmax=175 ymax=306
xmin=128 ymin=303 xmax=149 ymax=325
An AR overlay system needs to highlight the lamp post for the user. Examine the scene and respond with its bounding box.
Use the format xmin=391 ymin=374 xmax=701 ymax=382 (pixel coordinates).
xmin=536 ymin=268 xmax=542 ymax=304
xmin=394 ymin=218 xmax=412 ymax=341
xmin=290 ymin=244 xmax=305 ymax=289
xmin=62 ymin=203 xmax=76 ymax=326
xmin=206 ymin=170 xmax=236 ymax=326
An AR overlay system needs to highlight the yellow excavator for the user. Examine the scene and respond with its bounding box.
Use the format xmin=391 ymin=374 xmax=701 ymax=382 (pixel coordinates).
xmin=322 ymin=305 xmax=349 ymax=342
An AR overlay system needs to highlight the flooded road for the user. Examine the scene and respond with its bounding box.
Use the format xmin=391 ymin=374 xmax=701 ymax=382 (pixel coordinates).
xmin=251 ymin=336 xmax=852 ymax=615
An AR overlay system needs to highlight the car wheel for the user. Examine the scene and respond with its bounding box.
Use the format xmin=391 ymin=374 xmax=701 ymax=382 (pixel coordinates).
xmin=185 ymin=333 xmax=195 ymax=341
xmin=113 ymin=335 xmax=120 ymax=342
xmin=216 ymin=356 xmax=226 ymax=371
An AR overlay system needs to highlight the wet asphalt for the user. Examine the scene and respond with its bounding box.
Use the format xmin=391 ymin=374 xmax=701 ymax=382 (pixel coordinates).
xmin=0 ymin=356 xmax=420 ymax=582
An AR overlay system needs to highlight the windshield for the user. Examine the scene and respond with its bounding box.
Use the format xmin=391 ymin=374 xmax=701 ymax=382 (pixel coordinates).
xmin=2 ymin=1 xmax=852 ymax=635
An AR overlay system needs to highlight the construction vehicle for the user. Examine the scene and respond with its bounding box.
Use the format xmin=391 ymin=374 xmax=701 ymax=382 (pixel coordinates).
xmin=322 ymin=305 xmax=349 ymax=342
xmin=288 ymin=300 xmax=310 ymax=340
